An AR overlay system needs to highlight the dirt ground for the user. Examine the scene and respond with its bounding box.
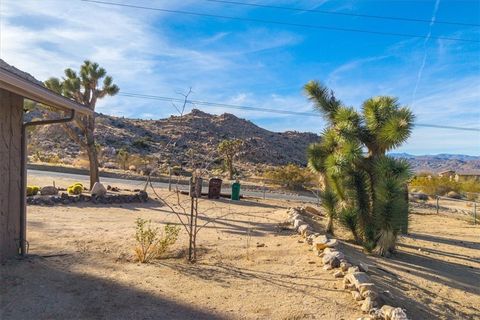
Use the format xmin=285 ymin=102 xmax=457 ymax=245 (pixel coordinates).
xmin=1 ymin=176 xmax=479 ymax=320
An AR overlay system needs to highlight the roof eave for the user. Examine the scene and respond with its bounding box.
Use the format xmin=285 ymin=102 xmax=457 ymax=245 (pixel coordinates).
xmin=0 ymin=68 xmax=92 ymax=116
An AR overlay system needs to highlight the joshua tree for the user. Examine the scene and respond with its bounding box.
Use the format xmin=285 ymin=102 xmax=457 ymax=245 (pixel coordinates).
xmin=117 ymin=148 xmax=130 ymax=171
xmin=45 ymin=61 xmax=119 ymax=189
xmin=217 ymin=139 xmax=244 ymax=180
xmin=305 ymin=81 xmax=414 ymax=256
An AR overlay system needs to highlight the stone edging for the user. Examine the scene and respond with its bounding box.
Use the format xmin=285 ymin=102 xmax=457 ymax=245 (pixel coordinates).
xmin=287 ymin=207 xmax=409 ymax=320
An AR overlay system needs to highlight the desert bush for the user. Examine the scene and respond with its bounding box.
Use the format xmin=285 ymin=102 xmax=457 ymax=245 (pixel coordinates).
xmin=409 ymin=175 xmax=480 ymax=196
xmin=134 ymin=218 xmax=180 ymax=263
xmin=264 ymin=164 xmax=316 ymax=190
xmin=132 ymin=138 xmax=150 ymax=150
xmin=67 ymin=183 xmax=84 ymax=195
xmin=27 ymin=186 xmax=40 ymax=196
xmin=32 ymin=151 xmax=61 ymax=164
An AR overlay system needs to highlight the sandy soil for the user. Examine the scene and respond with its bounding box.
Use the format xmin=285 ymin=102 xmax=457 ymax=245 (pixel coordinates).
xmin=1 ymin=176 xmax=479 ymax=320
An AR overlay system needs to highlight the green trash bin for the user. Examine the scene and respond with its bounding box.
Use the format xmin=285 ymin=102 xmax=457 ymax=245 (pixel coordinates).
xmin=231 ymin=182 xmax=241 ymax=201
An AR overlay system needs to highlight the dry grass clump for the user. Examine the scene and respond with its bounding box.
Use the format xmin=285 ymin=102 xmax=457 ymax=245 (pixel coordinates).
xmin=134 ymin=218 xmax=180 ymax=263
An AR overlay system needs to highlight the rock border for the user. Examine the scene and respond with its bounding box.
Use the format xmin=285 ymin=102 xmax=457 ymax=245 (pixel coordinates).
xmin=26 ymin=191 xmax=149 ymax=206
xmin=287 ymin=207 xmax=409 ymax=320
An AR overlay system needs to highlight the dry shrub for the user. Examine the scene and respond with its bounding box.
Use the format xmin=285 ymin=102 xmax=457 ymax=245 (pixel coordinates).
xmin=410 ymin=175 xmax=480 ymax=196
xmin=264 ymin=164 xmax=316 ymax=190
xmin=134 ymin=218 xmax=180 ymax=263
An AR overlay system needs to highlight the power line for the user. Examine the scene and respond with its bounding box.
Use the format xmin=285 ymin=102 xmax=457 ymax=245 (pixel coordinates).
xmin=118 ymin=92 xmax=480 ymax=132
xmin=205 ymin=0 xmax=480 ymax=27
xmin=80 ymin=0 xmax=480 ymax=43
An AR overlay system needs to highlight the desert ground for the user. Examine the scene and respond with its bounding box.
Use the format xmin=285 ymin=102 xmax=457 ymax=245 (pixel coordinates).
xmin=1 ymin=174 xmax=479 ymax=320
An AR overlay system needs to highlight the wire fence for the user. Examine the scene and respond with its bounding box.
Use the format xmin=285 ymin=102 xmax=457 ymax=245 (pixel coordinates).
xmin=434 ymin=195 xmax=478 ymax=225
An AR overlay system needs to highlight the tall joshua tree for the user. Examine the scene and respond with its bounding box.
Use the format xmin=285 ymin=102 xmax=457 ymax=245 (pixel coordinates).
xmin=305 ymin=81 xmax=414 ymax=256
xmin=45 ymin=61 xmax=119 ymax=189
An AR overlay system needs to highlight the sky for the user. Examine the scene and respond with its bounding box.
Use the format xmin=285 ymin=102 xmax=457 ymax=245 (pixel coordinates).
xmin=0 ymin=0 xmax=479 ymax=155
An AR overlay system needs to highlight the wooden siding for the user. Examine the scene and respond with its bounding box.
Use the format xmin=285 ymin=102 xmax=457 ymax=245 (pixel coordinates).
xmin=0 ymin=88 xmax=23 ymax=261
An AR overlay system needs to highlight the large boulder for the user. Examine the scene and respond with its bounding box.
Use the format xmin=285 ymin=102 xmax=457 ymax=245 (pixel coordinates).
xmin=40 ymin=186 xmax=58 ymax=196
xmin=91 ymin=182 xmax=107 ymax=197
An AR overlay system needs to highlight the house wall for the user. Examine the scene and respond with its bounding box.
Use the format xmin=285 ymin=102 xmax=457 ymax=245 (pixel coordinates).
xmin=0 ymin=88 xmax=23 ymax=262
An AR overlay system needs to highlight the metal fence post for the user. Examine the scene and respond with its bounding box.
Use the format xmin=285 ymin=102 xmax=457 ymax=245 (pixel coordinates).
xmin=436 ymin=196 xmax=439 ymax=215
xmin=263 ymin=181 xmax=266 ymax=200
xmin=474 ymin=201 xmax=477 ymax=225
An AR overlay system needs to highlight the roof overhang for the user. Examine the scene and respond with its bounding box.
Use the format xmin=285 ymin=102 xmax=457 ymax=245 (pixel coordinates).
xmin=0 ymin=67 xmax=92 ymax=116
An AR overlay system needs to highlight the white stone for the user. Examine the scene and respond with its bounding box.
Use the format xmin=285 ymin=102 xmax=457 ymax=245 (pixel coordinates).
xmin=340 ymin=261 xmax=352 ymax=272
xmin=351 ymin=290 xmax=363 ymax=301
xmin=391 ymin=308 xmax=409 ymax=320
xmin=293 ymin=218 xmax=304 ymax=229
xmin=325 ymin=239 xmax=338 ymax=248
xmin=345 ymin=272 xmax=370 ymax=289
xmin=361 ymin=297 xmax=375 ymax=313
xmin=333 ymin=270 xmax=345 ymax=278
xmin=91 ymin=182 xmax=107 ymax=197
xmin=322 ymin=250 xmax=345 ymax=265
xmin=359 ymin=262 xmax=370 ymax=272
xmin=297 ymin=224 xmax=311 ymax=236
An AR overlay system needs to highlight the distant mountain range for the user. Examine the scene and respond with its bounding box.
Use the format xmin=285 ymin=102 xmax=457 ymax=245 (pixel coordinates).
xmin=390 ymin=153 xmax=480 ymax=174
xmin=26 ymin=108 xmax=479 ymax=174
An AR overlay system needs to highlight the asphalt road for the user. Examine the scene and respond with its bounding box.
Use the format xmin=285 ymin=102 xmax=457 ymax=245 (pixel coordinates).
xmin=28 ymin=169 xmax=319 ymax=203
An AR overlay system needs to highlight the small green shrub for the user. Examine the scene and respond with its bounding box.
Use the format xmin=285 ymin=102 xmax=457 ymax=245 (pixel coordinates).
xmin=134 ymin=218 xmax=180 ymax=263
xmin=67 ymin=183 xmax=84 ymax=195
xmin=132 ymin=138 xmax=150 ymax=150
xmin=27 ymin=186 xmax=40 ymax=196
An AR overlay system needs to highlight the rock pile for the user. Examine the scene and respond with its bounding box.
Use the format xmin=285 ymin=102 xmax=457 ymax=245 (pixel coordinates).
xmin=287 ymin=207 xmax=409 ymax=320
xmin=26 ymin=191 xmax=148 ymax=206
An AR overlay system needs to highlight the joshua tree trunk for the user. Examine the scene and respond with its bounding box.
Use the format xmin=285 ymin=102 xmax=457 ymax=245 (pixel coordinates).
xmin=326 ymin=216 xmax=334 ymax=235
xmin=86 ymin=117 xmax=99 ymax=189
xmin=227 ymin=158 xmax=233 ymax=180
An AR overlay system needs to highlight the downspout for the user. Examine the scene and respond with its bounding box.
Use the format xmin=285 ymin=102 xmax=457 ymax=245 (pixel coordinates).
xmin=19 ymin=109 xmax=76 ymax=256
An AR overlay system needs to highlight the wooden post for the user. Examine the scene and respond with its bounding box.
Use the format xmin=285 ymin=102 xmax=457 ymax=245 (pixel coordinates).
xmin=0 ymin=89 xmax=23 ymax=262
xmin=168 ymin=166 xmax=172 ymax=192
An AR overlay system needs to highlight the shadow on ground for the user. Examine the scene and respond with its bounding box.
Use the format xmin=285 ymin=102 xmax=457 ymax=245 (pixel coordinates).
xmin=339 ymin=232 xmax=480 ymax=320
xmin=0 ymin=256 xmax=226 ymax=320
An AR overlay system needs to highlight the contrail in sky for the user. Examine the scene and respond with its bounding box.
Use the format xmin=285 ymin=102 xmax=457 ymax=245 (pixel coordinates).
xmin=411 ymin=0 xmax=441 ymax=107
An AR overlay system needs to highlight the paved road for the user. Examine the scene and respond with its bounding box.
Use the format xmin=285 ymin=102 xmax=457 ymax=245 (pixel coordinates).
xmin=28 ymin=169 xmax=318 ymax=203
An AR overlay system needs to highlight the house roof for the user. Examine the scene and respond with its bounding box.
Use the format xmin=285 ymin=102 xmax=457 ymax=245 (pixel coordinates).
xmin=0 ymin=59 xmax=92 ymax=115
xmin=438 ymin=170 xmax=456 ymax=174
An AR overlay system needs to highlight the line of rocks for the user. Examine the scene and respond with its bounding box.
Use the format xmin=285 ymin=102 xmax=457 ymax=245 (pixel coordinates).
xmin=287 ymin=207 xmax=409 ymax=320
xmin=26 ymin=191 xmax=149 ymax=206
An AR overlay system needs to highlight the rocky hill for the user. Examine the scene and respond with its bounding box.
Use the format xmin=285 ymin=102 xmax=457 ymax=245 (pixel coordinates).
xmin=27 ymin=109 xmax=319 ymax=171
xmin=26 ymin=109 xmax=479 ymax=175
xmin=390 ymin=153 xmax=480 ymax=174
